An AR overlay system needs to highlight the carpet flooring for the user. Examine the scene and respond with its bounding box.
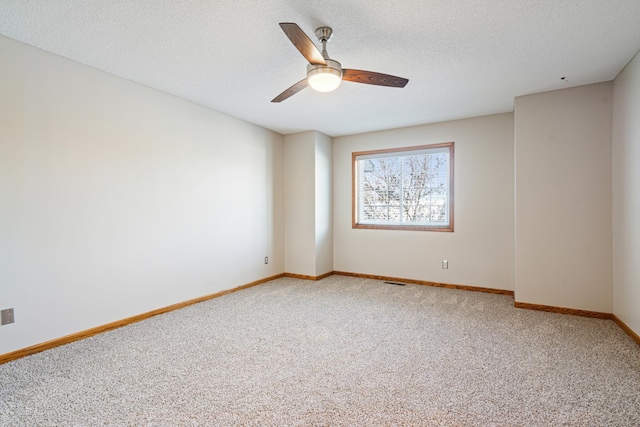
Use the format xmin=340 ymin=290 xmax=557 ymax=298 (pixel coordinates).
xmin=1 ymin=275 xmax=639 ymax=426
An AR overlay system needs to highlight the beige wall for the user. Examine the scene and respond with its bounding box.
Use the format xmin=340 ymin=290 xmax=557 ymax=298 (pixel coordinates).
xmin=283 ymin=131 xmax=333 ymax=277
xmin=0 ymin=36 xmax=285 ymax=355
xmin=514 ymin=83 xmax=613 ymax=312
xmin=333 ymin=114 xmax=515 ymax=290
xmin=2 ymin=30 xmax=637 ymax=356
xmin=284 ymin=132 xmax=317 ymax=276
xmin=613 ymin=50 xmax=640 ymax=336
xmin=314 ymin=132 xmax=333 ymax=276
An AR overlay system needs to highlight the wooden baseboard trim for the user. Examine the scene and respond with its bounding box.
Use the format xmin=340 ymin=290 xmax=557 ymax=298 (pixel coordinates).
xmin=514 ymin=302 xmax=612 ymax=319
xmin=6 ymin=271 xmax=635 ymax=364
xmin=0 ymin=273 xmax=285 ymax=365
xmin=332 ymin=271 xmax=514 ymax=296
xmin=283 ymin=271 xmax=334 ymax=281
xmin=612 ymin=315 xmax=640 ymax=347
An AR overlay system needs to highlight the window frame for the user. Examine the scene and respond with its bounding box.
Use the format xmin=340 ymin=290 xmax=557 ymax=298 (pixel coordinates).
xmin=352 ymin=142 xmax=455 ymax=232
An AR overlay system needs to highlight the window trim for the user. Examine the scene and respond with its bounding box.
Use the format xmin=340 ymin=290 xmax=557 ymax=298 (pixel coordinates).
xmin=352 ymin=142 xmax=454 ymax=232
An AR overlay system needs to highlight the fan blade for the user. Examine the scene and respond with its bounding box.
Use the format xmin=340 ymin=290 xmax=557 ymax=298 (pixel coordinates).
xmin=279 ymin=23 xmax=326 ymax=66
xmin=342 ymin=69 xmax=408 ymax=88
xmin=271 ymin=78 xmax=309 ymax=103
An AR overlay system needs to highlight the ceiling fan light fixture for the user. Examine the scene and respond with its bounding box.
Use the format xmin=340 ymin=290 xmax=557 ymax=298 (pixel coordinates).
xmin=308 ymin=69 xmax=341 ymax=92
xmin=272 ymin=23 xmax=408 ymax=102
xmin=307 ymin=59 xmax=342 ymax=92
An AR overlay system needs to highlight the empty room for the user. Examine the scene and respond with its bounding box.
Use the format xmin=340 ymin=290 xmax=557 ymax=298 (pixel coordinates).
xmin=1 ymin=1 xmax=639 ymax=425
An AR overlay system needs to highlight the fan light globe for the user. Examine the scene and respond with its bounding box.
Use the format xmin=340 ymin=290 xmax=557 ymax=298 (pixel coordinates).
xmin=307 ymin=59 xmax=343 ymax=93
xmin=308 ymin=68 xmax=342 ymax=92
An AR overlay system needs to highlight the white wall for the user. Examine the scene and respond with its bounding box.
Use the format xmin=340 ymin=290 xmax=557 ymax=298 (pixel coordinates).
xmin=333 ymin=114 xmax=515 ymax=290
xmin=0 ymin=36 xmax=284 ymax=355
xmin=514 ymin=82 xmax=613 ymax=312
xmin=284 ymin=131 xmax=333 ymax=277
xmin=613 ymin=50 xmax=640 ymax=335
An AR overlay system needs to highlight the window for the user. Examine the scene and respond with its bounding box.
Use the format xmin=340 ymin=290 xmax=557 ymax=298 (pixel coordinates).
xmin=352 ymin=142 xmax=454 ymax=232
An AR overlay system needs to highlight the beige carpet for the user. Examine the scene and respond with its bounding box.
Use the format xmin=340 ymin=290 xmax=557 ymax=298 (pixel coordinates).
xmin=1 ymin=275 xmax=639 ymax=426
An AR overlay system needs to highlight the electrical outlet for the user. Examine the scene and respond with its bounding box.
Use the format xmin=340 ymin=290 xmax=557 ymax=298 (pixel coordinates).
xmin=1 ymin=308 xmax=14 ymax=325
xmin=264 ymin=257 xmax=269 ymax=264
xmin=442 ymin=260 xmax=448 ymax=269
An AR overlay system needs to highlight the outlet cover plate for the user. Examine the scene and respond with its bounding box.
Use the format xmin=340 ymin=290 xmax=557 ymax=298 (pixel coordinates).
xmin=1 ymin=308 xmax=15 ymax=325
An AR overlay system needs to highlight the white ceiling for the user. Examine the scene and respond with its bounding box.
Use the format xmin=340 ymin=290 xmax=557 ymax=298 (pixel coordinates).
xmin=1 ymin=1 xmax=640 ymax=137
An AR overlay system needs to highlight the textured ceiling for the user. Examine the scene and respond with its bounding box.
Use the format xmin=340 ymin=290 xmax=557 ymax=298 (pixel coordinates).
xmin=1 ymin=1 xmax=640 ymax=137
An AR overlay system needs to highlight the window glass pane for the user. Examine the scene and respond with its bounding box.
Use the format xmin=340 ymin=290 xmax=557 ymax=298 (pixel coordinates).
xmin=354 ymin=143 xmax=453 ymax=231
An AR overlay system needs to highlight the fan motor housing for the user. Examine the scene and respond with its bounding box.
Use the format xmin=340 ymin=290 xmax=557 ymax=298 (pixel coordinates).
xmin=307 ymin=59 xmax=343 ymax=78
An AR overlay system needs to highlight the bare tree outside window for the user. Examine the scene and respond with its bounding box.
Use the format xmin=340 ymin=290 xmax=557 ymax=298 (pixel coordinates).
xmin=353 ymin=143 xmax=454 ymax=232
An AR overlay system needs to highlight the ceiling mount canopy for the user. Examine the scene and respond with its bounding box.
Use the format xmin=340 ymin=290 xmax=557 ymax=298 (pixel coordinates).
xmin=272 ymin=23 xmax=409 ymax=103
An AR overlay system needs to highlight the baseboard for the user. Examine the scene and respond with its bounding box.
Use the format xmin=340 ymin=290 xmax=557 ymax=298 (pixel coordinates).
xmin=612 ymin=315 xmax=640 ymax=347
xmin=513 ymin=301 xmax=612 ymax=319
xmin=5 ymin=272 xmax=636 ymax=364
xmin=0 ymin=273 xmax=285 ymax=365
xmin=283 ymin=271 xmax=334 ymax=281
xmin=332 ymin=271 xmax=514 ymax=296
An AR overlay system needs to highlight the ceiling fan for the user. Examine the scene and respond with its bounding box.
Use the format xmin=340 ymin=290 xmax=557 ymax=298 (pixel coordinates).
xmin=272 ymin=23 xmax=409 ymax=103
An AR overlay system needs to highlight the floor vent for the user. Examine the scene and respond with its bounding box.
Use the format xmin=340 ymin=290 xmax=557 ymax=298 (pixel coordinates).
xmin=385 ymin=281 xmax=406 ymax=286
